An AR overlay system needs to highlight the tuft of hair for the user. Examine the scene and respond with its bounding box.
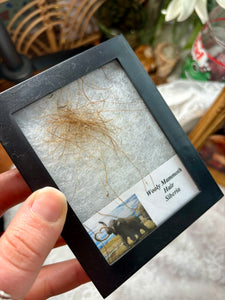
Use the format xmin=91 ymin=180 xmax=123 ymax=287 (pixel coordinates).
xmin=43 ymin=103 xmax=118 ymax=159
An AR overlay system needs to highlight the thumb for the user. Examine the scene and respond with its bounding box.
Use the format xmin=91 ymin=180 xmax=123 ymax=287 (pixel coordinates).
xmin=0 ymin=187 xmax=67 ymax=300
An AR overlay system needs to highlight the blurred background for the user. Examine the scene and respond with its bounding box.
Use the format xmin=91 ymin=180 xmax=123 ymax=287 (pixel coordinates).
xmin=0 ymin=1 xmax=224 ymax=299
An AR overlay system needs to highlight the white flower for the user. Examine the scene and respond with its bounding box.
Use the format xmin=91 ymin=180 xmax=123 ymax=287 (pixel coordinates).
xmin=216 ymin=0 xmax=225 ymax=9
xmin=165 ymin=0 xmax=208 ymax=24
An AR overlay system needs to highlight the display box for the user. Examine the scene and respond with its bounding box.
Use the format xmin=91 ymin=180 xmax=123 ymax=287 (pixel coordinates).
xmin=0 ymin=35 xmax=223 ymax=298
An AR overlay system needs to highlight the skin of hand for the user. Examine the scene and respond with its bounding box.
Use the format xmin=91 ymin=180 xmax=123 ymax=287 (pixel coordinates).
xmin=0 ymin=168 xmax=90 ymax=300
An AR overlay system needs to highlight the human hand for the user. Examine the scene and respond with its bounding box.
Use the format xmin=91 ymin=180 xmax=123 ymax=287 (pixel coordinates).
xmin=0 ymin=169 xmax=90 ymax=300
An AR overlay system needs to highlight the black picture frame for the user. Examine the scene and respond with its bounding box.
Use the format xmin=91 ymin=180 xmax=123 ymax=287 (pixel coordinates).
xmin=0 ymin=35 xmax=223 ymax=298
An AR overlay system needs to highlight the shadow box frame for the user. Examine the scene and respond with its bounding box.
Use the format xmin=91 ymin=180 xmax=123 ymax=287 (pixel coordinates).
xmin=0 ymin=35 xmax=223 ymax=298
xmin=189 ymin=86 xmax=225 ymax=186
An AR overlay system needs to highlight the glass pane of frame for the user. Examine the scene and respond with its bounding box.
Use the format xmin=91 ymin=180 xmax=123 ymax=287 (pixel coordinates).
xmin=14 ymin=60 xmax=199 ymax=264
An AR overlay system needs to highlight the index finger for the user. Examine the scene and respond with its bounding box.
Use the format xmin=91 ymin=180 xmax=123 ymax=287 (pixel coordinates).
xmin=0 ymin=169 xmax=31 ymax=217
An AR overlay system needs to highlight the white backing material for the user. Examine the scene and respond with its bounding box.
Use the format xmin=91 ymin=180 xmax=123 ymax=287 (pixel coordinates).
xmin=14 ymin=61 xmax=176 ymax=223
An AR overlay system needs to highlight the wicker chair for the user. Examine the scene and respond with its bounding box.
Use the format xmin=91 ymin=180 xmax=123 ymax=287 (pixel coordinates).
xmin=2 ymin=0 xmax=105 ymax=58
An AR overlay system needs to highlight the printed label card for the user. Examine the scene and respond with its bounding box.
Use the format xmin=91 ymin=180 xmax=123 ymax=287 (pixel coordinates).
xmin=84 ymin=155 xmax=199 ymax=264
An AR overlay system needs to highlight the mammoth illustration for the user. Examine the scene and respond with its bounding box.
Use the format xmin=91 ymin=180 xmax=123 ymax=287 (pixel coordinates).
xmin=94 ymin=215 xmax=149 ymax=247
xmin=137 ymin=203 xmax=152 ymax=221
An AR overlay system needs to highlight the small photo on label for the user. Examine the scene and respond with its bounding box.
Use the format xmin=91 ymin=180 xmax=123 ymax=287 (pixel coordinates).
xmin=84 ymin=194 xmax=156 ymax=264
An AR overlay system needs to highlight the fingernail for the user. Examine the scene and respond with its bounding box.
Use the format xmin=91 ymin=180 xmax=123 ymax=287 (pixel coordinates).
xmin=31 ymin=187 xmax=66 ymax=222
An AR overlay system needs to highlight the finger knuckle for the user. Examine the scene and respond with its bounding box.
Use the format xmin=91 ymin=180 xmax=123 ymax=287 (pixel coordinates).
xmin=1 ymin=226 xmax=41 ymax=273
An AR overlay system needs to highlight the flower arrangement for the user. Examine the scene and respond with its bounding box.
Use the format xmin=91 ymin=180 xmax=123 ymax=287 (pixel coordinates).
xmin=164 ymin=0 xmax=225 ymax=24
